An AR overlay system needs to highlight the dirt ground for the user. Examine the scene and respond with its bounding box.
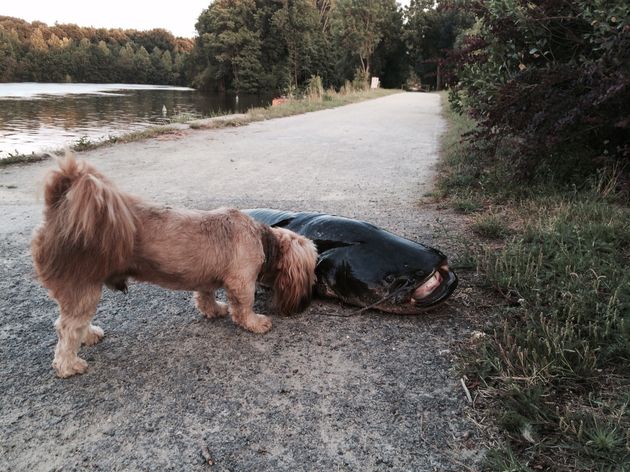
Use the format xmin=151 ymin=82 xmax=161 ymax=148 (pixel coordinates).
xmin=0 ymin=92 xmax=484 ymax=471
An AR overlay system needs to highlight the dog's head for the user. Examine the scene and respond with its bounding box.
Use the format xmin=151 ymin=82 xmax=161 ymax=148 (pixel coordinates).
xmin=267 ymin=227 xmax=318 ymax=314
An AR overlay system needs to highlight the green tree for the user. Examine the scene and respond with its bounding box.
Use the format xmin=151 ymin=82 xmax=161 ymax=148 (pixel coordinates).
xmin=94 ymin=40 xmax=115 ymax=82
xmin=271 ymin=0 xmax=324 ymax=90
xmin=195 ymin=0 xmax=264 ymax=93
xmin=133 ymin=46 xmax=151 ymax=83
xmin=403 ymin=0 xmax=473 ymax=90
xmin=372 ymin=1 xmax=407 ymax=88
xmin=0 ymin=26 xmax=19 ymax=81
xmin=161 ymin=49 xmax=173 ymax=74
xmin=333 ymin=0 xmax=388 ymax=79
xmin=315 ymin=0 xmax=335 ymax=34
xmin=117 ymin=42 xmax=135 ymax=81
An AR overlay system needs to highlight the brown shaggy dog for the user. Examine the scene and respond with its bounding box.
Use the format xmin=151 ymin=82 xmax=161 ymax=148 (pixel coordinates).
xmin=32 ymin=154 xmax=318 ymax=378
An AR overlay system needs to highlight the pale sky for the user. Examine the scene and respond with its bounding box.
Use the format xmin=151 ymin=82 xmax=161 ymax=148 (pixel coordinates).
xmin=1 ymin=1 xmax=211 ymax=38
xmin=1 ymin=1 xmax=412 ymax=39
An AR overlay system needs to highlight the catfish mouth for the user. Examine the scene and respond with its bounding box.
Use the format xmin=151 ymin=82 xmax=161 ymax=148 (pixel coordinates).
xmin=372 ymin=264 xmax=458 ymax=314
xmin=409 ymin=264 xmax=458 ymax=308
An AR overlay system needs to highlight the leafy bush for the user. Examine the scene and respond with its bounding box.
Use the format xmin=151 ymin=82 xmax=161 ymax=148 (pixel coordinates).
xmin=449 ymin=0 xmax=630 ymax=181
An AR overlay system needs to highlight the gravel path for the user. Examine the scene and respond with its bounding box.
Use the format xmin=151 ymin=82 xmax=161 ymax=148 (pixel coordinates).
xmin=0 ymin=92 xmax=482 ymax=471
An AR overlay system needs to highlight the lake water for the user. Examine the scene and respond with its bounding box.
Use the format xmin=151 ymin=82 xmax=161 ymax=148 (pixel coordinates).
xmin=0 ymin=83 xmax=271 ymax=159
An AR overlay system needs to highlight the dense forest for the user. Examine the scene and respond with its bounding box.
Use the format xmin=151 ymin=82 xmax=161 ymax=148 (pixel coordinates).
xmin=0 ymin=16 xmax=194 ymax=85
xmin=0 ymin=1 xmax=472 ymax=93
xmin=190 ymin=0 xmax=472 ymax=93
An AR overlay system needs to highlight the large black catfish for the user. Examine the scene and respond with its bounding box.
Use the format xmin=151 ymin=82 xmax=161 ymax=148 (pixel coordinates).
xmin=245 ymin=209 xmax=458 ymax=314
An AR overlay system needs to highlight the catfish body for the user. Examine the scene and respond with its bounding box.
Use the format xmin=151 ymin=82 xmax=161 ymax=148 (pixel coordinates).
xmin=245 ymin=209 xmax=458 ymax=314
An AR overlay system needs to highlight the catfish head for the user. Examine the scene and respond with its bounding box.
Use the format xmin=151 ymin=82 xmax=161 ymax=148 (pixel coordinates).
xmin=312 ymin=219 xmax=458 ymax=314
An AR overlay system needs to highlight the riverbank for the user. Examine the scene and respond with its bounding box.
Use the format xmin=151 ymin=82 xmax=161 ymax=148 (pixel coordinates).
xmin=437 ymin=94 xmax=630 ymax=470
xmin=0 ymin=88 xmax=397 ymax=167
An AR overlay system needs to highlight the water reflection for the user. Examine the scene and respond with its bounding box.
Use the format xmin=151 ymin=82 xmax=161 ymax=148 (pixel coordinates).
xmin=0 ymin=84 xmax=271 ymax=158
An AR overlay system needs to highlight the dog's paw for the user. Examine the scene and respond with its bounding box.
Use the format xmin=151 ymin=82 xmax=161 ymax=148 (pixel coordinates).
xmin=203 ymin=301 xmax=229 ymax=319
xmin=246 ymin=314 xmax=272 ymax=334
xmin=52 ymin=356 xmax=88 ymax=378
xmin=83 ymin=325 xmax=104 ymax=346
xmin=195 ymin=293 xmax=229 ymax=319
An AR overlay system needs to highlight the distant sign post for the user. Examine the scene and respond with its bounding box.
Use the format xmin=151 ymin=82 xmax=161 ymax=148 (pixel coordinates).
xmin=370 ymin=77 xmax=380 ymax=89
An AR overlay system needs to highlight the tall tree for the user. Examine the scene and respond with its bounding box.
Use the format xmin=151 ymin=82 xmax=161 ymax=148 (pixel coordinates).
xmin=372 ymin=1 xmax=407 ymax=88
xmin=0 ymin=26 xmax=19 ymax=81
xmin=133 ymin=46 xmax=152 ymax=83
xmin=333 ymin=0 xmax=389 ymax=78
xmin=29 ymin=28 xmax=48 ymax=52
xmin=195 ymin=0 xmax=264 ymax=93
xmin=403 ymin=0 xmax=473 ymax=89
xmin=272 ymin=0 xmax=324 ymax=89
xmin=315 ymin=0 xmax=335 ymax=33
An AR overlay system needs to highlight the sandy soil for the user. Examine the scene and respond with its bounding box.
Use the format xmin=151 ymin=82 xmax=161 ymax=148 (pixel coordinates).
xmin=0 ymin=92 xmax=483 ymax=471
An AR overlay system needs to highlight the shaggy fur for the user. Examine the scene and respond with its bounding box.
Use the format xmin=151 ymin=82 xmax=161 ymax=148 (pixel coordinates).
xmin=32 ymin=154 xmax=318 ymax=378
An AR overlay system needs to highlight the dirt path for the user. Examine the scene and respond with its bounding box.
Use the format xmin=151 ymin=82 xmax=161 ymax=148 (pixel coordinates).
xmin=0 ymin=92 xmax=482 ymax=471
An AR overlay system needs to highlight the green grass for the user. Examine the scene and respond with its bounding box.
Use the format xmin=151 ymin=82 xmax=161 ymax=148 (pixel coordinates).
xmin=0 ymin=151 xmax=48 ymax=167
xmin=453 ymin=197 xmax=484 ymax=214
xmin=438 ymin=93 xmax=630 ymax=471
xmin=472 ymin=212 xmax=511 ymax=239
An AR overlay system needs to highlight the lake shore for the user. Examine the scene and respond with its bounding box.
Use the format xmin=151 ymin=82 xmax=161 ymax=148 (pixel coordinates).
xmin=0 ymin=83 xmax=269 ymax=161
xmin=0 ymin=88 xmax=397 ymax=167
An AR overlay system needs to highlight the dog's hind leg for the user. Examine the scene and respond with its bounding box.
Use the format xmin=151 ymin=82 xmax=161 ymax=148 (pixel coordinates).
xmin=224 ymin=275 xmax=272 ymax=334
xmin=194 ymin=289 xmax=228 ymax=319
xmin=51 ymin=284 xmax=102 ymax=378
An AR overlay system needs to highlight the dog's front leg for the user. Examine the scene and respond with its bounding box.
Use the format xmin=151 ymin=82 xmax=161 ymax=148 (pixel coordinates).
xmin=224 ymin=276 xmax=272 ymax=334
xmin=51 ymin=285 xmax=103 ymax=378
xmin=194 ymin=289 xmax=229 ymax=319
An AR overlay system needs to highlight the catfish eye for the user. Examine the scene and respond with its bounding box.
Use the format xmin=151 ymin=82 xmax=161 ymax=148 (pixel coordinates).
xmin=385 ymin=274 xmax=395 ymax=283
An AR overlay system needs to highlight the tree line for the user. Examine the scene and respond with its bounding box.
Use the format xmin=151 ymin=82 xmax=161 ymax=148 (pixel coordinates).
xmin=0 ymin=2 xmax=473 ymax=94
xmin=0 ymin=16 xmax=194 ymax=85
xmin=190 ymin=0 xmax=472 ymax=94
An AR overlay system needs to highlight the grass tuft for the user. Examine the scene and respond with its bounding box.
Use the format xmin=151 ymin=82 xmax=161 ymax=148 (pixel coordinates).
xmin=453 ymin=197 xmax=483 ymax=214
xmin=472 ymin=212 xmax=511 ymax=239
xmin=0 ymin=151 xmax=48 ymax=167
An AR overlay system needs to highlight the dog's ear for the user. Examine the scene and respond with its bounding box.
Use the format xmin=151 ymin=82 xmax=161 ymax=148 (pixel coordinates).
xmin=270 ymin=228 xmax=318 ymax=314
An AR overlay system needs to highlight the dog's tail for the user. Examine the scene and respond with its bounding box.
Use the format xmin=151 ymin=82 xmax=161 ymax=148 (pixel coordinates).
xmin=41 ymin=152 xmax=136 ymax=268
xmin=269 ymin=227 xmax=318 ymax=314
